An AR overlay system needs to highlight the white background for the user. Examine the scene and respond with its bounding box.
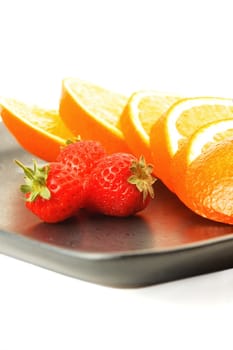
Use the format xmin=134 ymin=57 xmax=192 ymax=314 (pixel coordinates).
xmin=1 ymin=0 xmax=233 ymax=349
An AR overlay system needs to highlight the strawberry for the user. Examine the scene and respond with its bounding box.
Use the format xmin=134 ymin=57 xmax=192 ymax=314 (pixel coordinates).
xmin=85 ymin=153 xmax=156 ymax=216
xmin=15 ymin=160 xmax=85 ymax=223
xmin=56 ymin=140 xmax=106 ymax=182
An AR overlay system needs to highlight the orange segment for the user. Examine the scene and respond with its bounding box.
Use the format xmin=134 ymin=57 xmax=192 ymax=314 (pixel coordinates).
xmin=120 ymin=91 xmax=181 ymax=165
xmin=150 ymin=97 xmax=233 ymax=190
xmin=59 ymin=77 xmax=130 ymax=154
xmin=172 ymin=119 xmax=233 ymax=202
xmin=0 ymin=98 xmax=74 ymax=161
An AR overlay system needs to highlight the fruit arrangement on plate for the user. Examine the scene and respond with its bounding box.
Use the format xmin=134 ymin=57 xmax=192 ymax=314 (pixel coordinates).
xmin=1 ymin=78 xmax=233 ymax=225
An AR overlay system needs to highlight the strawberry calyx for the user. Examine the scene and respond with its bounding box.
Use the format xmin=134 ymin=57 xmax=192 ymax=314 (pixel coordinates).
xmin=15 ymin=160 xmax=51 ymax=202
xmin=65 ymin=135 xmax=82 ymax=145
xmin=128 ymin=155 xmax=157 ymax=202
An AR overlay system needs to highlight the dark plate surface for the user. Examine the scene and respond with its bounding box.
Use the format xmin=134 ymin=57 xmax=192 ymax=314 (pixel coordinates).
xmin=1 ymin=122 xmax=233 ymax=288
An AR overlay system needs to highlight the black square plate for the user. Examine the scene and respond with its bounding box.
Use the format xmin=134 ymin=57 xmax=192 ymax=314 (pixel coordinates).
xmin=1 ymin=122 xmax=233 ymax=288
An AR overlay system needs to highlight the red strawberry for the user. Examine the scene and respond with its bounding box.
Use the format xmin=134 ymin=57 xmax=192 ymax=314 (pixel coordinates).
xmin=16 ymin=160 xmax=85 ymax=223
xmin=56 ymin=140 xmax=106 ymax=182
xmin=85 ymin=153 xmax=156 ymax=216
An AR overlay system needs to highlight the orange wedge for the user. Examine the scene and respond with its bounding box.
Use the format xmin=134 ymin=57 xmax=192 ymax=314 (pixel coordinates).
xmin=120 ymin=91 xmax=181 ymax=165
xmin=150 ymin=97 xmax=233 ymax=191
xmin=59 ymin=77 xmax=130 ymax=154
xmin=0 ymin=98 xmax=74 ymax=161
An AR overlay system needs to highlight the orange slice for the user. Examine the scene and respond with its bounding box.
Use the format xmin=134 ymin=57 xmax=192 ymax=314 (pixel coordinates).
xmin=179 ymin=133 xmax=233 ymax=224
xmin=59 ymin=77 xmax=130 ymax=154
xmin=150 ymin=97 xmax=233 ymax=190
xmin=0 ymin=98 xmax=74 ymax=161
xmin=120 ymin=91 xmax=181 ymax=165
xmin=172 ymin=119 xmax=233 ymax=202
